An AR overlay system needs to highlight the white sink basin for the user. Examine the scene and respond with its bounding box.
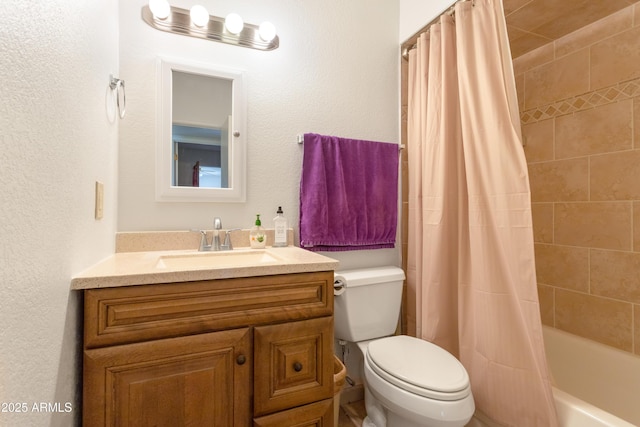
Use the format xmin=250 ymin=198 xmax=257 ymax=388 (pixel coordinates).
xmin=156 ymin=249 xmax=283 ymax=270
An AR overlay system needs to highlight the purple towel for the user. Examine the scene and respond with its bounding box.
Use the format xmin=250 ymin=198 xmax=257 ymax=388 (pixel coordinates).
xmin=299 ymin=133 xmax=399 ymax=252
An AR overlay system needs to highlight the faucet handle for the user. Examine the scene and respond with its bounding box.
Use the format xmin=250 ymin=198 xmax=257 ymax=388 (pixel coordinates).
xmin=223 ymin=228 xmax=241 ymax=250
xmin=191 ymin=229 xmax=211 ymax=251
xmin=214 ymin=217 xmax=222 ymax=230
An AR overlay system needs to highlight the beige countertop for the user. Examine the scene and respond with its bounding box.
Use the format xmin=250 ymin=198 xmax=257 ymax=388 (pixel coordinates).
xmin=71 ymin=246 xmax=340 ymax=290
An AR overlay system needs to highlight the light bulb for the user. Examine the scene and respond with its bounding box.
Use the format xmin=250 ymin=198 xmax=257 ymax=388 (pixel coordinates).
xmin=258 ymin=21 xmax=276 ymax=42
xmin=190 ymin=5 xmax=209 ymax=27
xmin=225 ymin=13 xmax=244 ymax=34
xmin=149 ymin=0 xmax=170 ymax=20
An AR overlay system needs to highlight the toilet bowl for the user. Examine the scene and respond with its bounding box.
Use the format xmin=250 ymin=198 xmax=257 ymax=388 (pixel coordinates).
xmin=359 ymin=337 xmax=474 ymax=427
xmin=334 ymin=266 xmax=475 ymax=427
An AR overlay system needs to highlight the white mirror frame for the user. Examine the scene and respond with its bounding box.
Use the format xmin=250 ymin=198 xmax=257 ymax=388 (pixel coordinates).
xmin=155 ymin=57 xmax=246 ymax=202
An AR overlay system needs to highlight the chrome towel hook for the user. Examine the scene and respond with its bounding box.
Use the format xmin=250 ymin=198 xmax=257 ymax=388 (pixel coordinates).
xmin=109 ymin=75 xmax=126 ymax=119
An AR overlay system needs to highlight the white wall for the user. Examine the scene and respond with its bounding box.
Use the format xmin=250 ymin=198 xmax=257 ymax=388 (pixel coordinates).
xmin=399 ymin=0 xmax=456 ymax=42
xmin=116 ymin=0 xmax=453 ymax=262
xmin=0 ymin=1 xmax=119 ymax=425
xmin=118 ymin=0 xmax=401 ymax=268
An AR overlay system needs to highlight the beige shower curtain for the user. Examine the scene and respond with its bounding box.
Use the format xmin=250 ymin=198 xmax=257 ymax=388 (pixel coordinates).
xmin=406 ymin=0 xmax=558 ymax=425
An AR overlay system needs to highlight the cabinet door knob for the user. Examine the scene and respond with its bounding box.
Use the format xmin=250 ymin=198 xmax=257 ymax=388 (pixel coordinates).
xmin=293 ymin=362 xmax=303 ymax=372
xmin=236 ymin=355 xmax=246 ymax=365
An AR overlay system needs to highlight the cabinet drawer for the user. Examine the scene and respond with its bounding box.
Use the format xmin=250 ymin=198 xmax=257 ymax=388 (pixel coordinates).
xmin=253 ymin=398 xmax=333 ymax=427
xmin=84 ymin=271 xmax=333 ymax=348
xmin=254 ymin=317 xmax=333 ymax=416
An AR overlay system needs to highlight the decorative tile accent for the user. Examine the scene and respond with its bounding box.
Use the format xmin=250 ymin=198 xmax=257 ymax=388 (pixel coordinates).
xmin=521 ymin=76 xmax=640 ymax=124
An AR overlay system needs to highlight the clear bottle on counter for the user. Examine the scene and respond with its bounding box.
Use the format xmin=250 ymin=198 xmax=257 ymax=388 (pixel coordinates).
xmin=272 ymin=206 xmax=288 ymax=247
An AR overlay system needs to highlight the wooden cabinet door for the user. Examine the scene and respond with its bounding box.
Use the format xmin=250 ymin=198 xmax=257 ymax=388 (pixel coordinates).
xmin=253 ymin=398 xmax=333 ymax=427
xmin=83 ymin=328 xmax=252 ymax=427
xmin=254 ymin=317 xmax=333 ymax=417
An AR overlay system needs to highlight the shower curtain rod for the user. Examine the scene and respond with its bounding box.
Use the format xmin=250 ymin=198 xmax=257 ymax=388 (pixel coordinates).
xmin=401 ymin=0 xmax=474 ymax=61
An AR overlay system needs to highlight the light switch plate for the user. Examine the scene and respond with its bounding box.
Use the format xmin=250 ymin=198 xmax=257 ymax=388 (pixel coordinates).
xmin=95 ymin=181 xmax=104 ymax=220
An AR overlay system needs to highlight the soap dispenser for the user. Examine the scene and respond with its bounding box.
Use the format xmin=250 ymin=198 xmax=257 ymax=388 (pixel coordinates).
xmin=250 ymin=214 xmax=267 ymax=249
xmin=272 ymin=206 xmax=288 ymax=247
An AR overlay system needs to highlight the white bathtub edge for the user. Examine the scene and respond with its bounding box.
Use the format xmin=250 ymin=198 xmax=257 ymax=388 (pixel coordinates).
xmin=553 ymin=388 xmax=636 ymax=427
xmin=468 ymin=388 xmax=635 ymax=427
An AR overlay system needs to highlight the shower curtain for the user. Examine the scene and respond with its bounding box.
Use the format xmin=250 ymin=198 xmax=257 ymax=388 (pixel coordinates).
xmin=406 ymin=0 xmax=558 ymax=425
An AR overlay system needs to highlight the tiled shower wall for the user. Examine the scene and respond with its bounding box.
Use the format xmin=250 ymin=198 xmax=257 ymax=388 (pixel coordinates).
xmin=514 ymin=2 xmax=640 ymax=355
xmin=401 ymin=2 xmax=640 ymax=355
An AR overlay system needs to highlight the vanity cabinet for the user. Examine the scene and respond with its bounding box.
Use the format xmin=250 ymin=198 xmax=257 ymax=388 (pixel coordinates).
xmin=82 ymin=271 xmax=335 ymax=427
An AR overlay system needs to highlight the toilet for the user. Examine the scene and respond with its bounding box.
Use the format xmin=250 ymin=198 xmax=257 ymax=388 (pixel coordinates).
xmin=334 ymin=266 xmax=475 ymax=427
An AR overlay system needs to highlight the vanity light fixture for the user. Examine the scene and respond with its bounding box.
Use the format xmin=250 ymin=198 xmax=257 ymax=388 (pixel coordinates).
xmin=141 ymin=1 xmax=279 ymax=51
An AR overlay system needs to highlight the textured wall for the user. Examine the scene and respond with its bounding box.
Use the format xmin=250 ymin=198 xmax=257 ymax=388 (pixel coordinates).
xmin=515 ymin=2 xmax=640 ymax=356
xmin=0 ymin=1 xmax=119 ymax=425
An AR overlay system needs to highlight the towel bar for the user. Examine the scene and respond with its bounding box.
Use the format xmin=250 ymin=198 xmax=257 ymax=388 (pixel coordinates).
xmin=296 ymin=134 xmax=404 ymax=151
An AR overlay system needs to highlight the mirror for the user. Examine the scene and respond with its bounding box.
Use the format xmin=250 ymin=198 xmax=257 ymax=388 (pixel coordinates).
xmin=156 ymin=58 xmax=246 ymax=202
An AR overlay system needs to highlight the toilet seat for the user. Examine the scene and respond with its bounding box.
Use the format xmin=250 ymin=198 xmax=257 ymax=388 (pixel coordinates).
xmin=366 ymin=335 xmax=471 ymax=401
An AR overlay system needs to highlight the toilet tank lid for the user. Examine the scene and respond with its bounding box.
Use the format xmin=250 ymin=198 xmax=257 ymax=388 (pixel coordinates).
xmin=334 ymin=266 xmax=405 ymax=288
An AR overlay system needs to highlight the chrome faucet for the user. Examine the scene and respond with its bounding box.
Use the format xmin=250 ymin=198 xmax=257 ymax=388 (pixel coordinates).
xmin=197 ymin=218 xmax=236 ymax=251
xmin=194 ymin=217 xmax=221 ymax=251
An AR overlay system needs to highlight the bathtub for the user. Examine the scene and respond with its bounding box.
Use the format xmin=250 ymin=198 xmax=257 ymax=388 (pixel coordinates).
xmin=470 ymin=327 xmax=639 ymax=427
xmin=544 ymin=326 xmax=640 ymax=427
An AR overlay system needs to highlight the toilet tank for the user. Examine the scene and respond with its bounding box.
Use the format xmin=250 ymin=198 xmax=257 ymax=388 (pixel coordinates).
xmin=333 ymin=266 xmax=405 ymax=342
